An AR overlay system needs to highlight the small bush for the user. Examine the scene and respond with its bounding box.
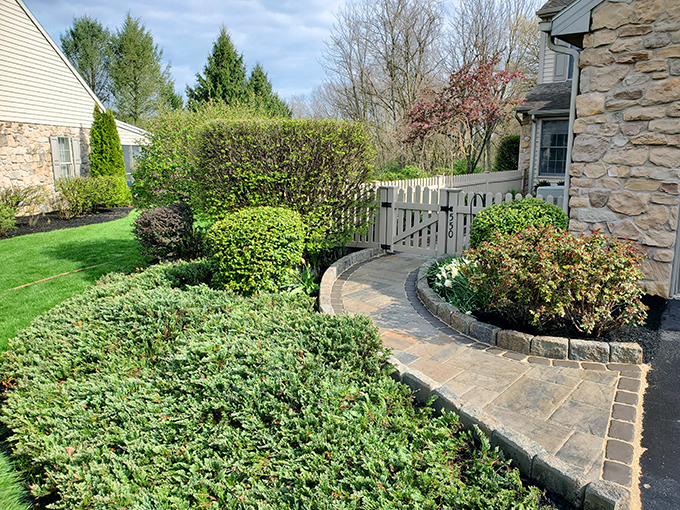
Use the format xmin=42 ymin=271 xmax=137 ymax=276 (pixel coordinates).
xmin=376 ymin=165 xmax=428 ymax=181
xmin=464 ymin=225 xmax=648 ymax=336
xmin=0 ymin=203 xmax=16 ymax=237
xmin=0 ymin=262 xmax=544 ymax=509
xmin=427 ymin=255 xmax=487 ymax=313
xmin=493 ymin=135 xmax=520 ymax=172
xmin=0 ymin=184 xmax=46 ymax=216
xmin=56 ymin=176 xmax=130 ymax=218
xmin=205 ymin=206 xmax=306 ymax=295
xmin=469 ymin=197 xmax=568 ymax=248
xmin=132 ymin=203 xmax=198 ymax=260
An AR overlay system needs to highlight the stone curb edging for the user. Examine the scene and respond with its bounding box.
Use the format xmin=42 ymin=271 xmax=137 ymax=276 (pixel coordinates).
xmin=390 ymin=358 xmax=631 ymax=510
xmin=318 ymin=247 xmax=385 ymax=315
xmin=319 ymin=249 xmax=631 ymax=510
xmin=416 ymin=259 xmax=643 ymax=366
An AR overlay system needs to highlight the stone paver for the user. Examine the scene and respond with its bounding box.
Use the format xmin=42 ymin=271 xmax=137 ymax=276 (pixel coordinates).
xmin=333 ymin=252 xmax=647 ymax=492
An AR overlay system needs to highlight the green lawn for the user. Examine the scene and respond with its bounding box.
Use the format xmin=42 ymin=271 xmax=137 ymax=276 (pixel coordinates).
xmin=0 ymin=211 xmax=148 ymax=351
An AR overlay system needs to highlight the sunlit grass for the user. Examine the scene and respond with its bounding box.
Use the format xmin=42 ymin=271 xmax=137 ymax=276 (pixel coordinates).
xmin=0 ymin=211 xmax=148 ymax=350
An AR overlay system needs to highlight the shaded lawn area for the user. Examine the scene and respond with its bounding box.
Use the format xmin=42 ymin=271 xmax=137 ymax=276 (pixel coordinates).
xmin=0 ymin=211 xmax=148 ymax=350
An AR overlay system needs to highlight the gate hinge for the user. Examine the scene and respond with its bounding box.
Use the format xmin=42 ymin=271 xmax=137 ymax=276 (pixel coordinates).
xmin=380 ymin=244 xmax=391 ymax=250
xmin=381 ymin=201 xmax=392 ymax=208
xmin=440 ymin=205 xmax=453 ymax=213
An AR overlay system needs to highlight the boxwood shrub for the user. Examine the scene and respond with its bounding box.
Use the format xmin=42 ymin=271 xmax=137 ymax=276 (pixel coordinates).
xmin=469 ymin=197 xmax=568 ymax=248
xmin=205 ymin=206 xmax=305 ymax=296
xmin=0 ymin=262 xmax=545 ymax=509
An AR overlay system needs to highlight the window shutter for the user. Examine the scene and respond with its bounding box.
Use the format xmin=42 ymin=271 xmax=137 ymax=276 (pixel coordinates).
xmin=49 ymin=136 xmax=61 ymax=181
xmin=553 ymin=39 xmax=570 ymax=82
xmin=71 ymin=138 xmax=82 ymax=177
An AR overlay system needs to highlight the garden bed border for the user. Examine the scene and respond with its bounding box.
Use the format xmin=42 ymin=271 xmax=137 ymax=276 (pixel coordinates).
xmin=319 ymin=248 xmax=632 ymax=510
xmin=417 ymin=259 xmax=643 ymax=365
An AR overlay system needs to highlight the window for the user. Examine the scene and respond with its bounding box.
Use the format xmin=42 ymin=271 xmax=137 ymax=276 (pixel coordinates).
xmin=49 ymin=136 xmax=81 ymax=180
xmin=122 ymin=145 xmax=141 ymax=186
xmin=553 ymin=39 xmax=575 ymax=82
xmin=539 ymin=120 xmax=568 ymax=176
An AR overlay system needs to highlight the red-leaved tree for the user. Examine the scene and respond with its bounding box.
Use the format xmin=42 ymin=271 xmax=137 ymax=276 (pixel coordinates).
xmin=404 ymin=55 xmax=526 ymax=173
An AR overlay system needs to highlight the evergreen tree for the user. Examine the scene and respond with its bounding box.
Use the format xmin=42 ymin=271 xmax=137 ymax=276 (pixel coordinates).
xmin=90 ymin=105 xmax=125 ymax=177
xmin=109 ymin=13 xmax=176 ymax=126
xmin=186 ymin=26 xmax=249 ymax=106
xmin=60 ymin=15 xmax=111 ymax=103
xmin=247 ymin=63 xmax=292 ymax=118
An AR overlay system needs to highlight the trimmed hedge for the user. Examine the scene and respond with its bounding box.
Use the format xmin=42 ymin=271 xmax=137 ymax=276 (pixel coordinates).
xmin=0 ymin=262 xmax=544 ymax=509
xmin=493 ymin=135 xmax=520 ymax=173
xmin=469 ymin=197 xmax=568 ymax=249
xmin=194 ymin=118 xmax=376 ymax=251
xmin=205 ymin=206 xmax=305 ymax=295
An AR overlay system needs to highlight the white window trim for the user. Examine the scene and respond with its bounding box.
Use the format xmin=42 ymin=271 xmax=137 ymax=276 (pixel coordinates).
xmin=538 ymin=118 xmax=569 ymax=177
xmin=49 ymin=136 xmax=82 ymax=180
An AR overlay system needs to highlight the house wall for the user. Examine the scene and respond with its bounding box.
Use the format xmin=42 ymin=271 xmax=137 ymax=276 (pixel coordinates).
xmin=568 ymin=0 xmax=680 ymax=297
xmin=0 ymin=122 xmax=92 ymax=211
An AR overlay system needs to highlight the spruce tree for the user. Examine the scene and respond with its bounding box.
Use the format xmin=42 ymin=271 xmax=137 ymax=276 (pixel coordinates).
xmin=109 ymin=13 xmax=176 ymax=126
xmin=186 ymin=26 xmax=249 ymax=106
xmin=248 ymin=63 xmax=292 ymax=118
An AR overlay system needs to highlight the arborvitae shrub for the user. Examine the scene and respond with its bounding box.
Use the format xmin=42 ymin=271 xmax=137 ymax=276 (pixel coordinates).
xmin=132 ymin=203 xmax=197 ymax=260
xmin=465 ymin=225 xmax=648 ymax=336
xmin=469 ymin=197 xmax=568 ymax=248
xmin=89 ymin=105 xmax=131 ymax=205
xmin=205 ymin=206 xmax=305 ymax=295
xmin=194 ymin=118 xmax=375 ymax=251
xmin=493 ymin=135 xmax=520 ymax=172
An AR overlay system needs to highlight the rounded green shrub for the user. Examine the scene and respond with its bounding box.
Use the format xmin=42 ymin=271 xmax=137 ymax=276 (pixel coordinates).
xmin=0 ymin=203 xmax=16 ymax=237
xmin=469 ymin=197 xmax=568 ymax=248
xmin=205 ymin=206 xmax=305 ymax=295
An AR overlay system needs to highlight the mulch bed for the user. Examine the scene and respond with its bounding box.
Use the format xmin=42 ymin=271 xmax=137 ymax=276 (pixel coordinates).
xmin=4 ymin=207 xmax=134 ymax=239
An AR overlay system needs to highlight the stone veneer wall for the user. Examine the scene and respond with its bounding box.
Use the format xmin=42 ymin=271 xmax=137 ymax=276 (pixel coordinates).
xmin=0 ymin=122 xmax=91 ymax=212
xmin=568 ymin=0 xmax=680 ymax=297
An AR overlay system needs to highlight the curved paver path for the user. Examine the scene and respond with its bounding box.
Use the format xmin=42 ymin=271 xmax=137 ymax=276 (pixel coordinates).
xmin=332 ymin=251 xmax=646 ymax=500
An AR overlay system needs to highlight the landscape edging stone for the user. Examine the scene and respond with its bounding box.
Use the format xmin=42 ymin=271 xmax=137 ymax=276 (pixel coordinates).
xmin=415 ymin=259 xmax=643 ymax=365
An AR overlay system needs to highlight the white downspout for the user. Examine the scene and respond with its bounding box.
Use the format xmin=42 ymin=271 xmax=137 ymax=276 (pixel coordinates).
xmin=541 ymin=23 xmax=580 ymax=215
xmin=528 ymin=115 xmax=537 ymax=195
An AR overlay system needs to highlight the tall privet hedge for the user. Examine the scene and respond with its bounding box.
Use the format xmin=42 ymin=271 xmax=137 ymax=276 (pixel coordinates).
xmin=194 ymin=119 xmax=376 ymax=251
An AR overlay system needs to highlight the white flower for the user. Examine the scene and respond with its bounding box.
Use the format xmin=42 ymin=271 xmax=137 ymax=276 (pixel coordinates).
xmin=444 ymin=279 xmax=452 ymax=288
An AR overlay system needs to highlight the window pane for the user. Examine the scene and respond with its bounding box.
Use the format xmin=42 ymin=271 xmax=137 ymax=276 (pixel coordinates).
xmin=539 ymin=120 xmax=569 ymax=176
xmin=57 ymin=137 xmax=73 ymax=178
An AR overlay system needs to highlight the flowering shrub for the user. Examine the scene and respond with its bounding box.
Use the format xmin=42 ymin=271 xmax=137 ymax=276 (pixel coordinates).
xmin=464 ymin=226 xmax=647 ymax=337
xmin=427 ymin=255 xmax=487 ymax=313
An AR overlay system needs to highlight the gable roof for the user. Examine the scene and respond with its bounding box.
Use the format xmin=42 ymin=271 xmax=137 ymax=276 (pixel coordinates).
xmin=0 ymin=0 xmax=146 ymax=144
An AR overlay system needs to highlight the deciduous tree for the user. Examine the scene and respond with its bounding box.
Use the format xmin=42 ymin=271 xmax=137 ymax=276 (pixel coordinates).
xmin=404 ymin=56 xmax=525 ymax=173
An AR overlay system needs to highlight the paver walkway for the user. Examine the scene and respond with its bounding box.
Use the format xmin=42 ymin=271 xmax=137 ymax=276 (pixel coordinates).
xmin=332 ymin=252 xmax=645 ymax=493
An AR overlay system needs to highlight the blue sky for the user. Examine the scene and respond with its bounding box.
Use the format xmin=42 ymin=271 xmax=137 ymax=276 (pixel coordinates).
xmin=23 ymin=0 xmax=346 ymax=100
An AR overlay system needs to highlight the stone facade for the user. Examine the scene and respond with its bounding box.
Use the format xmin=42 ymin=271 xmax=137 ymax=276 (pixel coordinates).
xmin=0 ymin=122 xmax=91 ymax=212
xmin=569 ymin=0 xmax=680 ymax=297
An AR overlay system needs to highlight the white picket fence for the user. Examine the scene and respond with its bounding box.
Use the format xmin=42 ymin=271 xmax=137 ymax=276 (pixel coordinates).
xmin=378 ymin=169 xmax=524 ymax=196
xmin=350 ymin=184 xmax=564 ymax=256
